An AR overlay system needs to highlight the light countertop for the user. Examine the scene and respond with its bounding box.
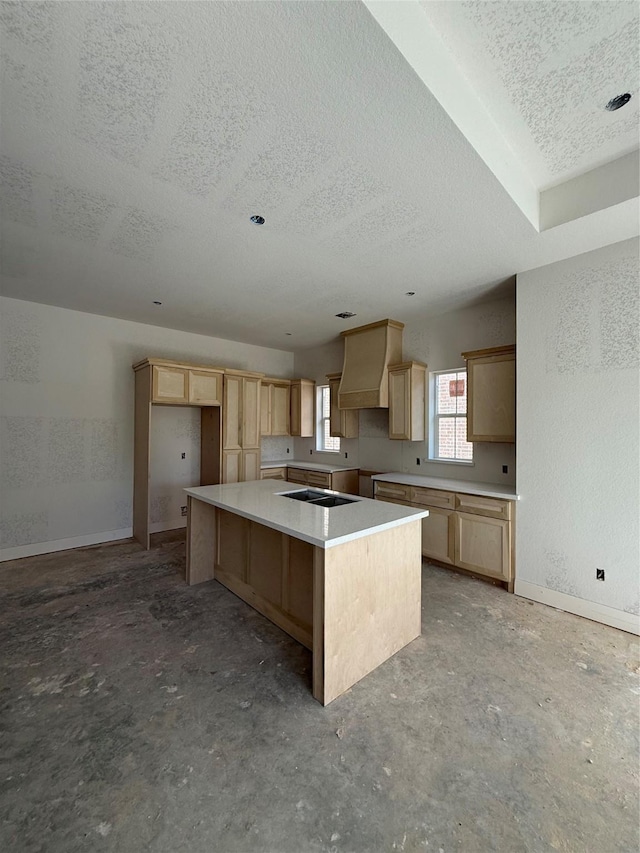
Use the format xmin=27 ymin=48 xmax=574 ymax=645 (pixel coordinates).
xmin=261 ymin=460 xmax=359 ymax=473
xmin=372 ymin=472 xmax=519 ymax=501
xmin=185 ymin=480 xmax=427 ymax=549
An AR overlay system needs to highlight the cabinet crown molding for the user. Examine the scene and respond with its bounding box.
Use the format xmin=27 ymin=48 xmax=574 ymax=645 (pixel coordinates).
xmin=132 ymin=357 xmax=226 ymax=373
xmin=461 ymin=345 xmax=515 ymax=360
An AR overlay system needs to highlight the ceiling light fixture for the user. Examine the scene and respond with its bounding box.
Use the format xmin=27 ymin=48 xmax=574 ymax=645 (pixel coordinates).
xmin=335 ymin=312 xmax=357 ymax=319
xmin=250 ymin=214 xmax=265 ymax=225
xmin=285 ymin=332 xmax=292 ymax=336
xmin=405 ymin=291 xmax=416 ymax=296
xmin=153 ymin=301 xmax=162 ymax=305
xmin=605 ymin=93 xmax=632 ymax=111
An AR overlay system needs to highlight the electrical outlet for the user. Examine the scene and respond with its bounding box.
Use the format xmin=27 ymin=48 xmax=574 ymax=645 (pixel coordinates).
xmin=286 ymin=447 xmax=290 ymax=454
xmin=596 ymin=568 xmax=605 ymax=581
xmin=345 ymin=452 xmax=348 ymax=459
xmin=416 ymin=457 xmax=421 ymax=465
xmin=181 ymin=452 xmax=186 ymax=460
xmin=181 ymin=506 xmax=187 ymax=517
xmin=502 ymin=465 xmax=508 ymax=474
xmin=309 ymin=449 xmax=313 ymax=455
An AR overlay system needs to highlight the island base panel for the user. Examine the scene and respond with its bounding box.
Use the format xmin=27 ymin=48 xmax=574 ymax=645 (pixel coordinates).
xmin=186 ymin=497 xmax=216 ymax=585
xmin=313 ymin=520 xmax=422 ymax=706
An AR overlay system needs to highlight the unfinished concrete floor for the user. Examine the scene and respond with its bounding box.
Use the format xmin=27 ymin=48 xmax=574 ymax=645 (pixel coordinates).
xmin=1 ymin=531 xmax=638 ymax=853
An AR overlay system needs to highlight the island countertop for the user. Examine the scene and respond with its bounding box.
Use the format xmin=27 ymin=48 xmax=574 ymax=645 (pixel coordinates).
xmin=185 ymin=480 xmax=427 ymax=549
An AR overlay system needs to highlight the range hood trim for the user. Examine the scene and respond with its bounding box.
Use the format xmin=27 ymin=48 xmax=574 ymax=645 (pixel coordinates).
xmin=338 ymin=318 xmax=404 ymax=410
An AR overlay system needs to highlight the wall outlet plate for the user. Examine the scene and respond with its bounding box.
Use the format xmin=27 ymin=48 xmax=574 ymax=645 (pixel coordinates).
xmin=181 ymin=506 xmax=187 ymax=517
xmin=596 ymin=568 xmax=605 ymax=581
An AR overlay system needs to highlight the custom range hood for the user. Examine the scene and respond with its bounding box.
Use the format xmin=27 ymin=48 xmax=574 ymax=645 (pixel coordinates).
xmin=338 ymin=319 xmax=404 ymax=409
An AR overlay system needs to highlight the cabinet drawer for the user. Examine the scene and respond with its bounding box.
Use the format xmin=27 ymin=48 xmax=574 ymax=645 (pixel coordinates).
xmin=374 ymin=495 xmax=415 ymax=508
xmin=261 ymin=468 xmax=287 ymax=480
xmin=286 ymin=468 xmax=308 ymax=485
xmin=374 ymin=483 xmax=411 ymax=502
xmin=411 ymin=487 xmax=456 ymax=510
xmin=306 ymin=471 xmax=331 ymax=487
xmin=455 ymin=493 xmax=511 ymax=520
xmin=152 ymin=365 xmax=189 ymax=403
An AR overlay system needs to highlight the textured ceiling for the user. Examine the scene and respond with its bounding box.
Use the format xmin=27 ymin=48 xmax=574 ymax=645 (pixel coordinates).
xmin=0 ymin=1 xmax=638 ymax=351
xmin=420 ymin=0 xmax=640 ymax=187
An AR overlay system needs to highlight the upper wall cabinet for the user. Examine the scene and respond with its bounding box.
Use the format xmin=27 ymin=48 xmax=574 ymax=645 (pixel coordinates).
xmin=261 ymin=378 xmax=291 ymax=436
xmin=462 ymin=345 xmax=515 ymax=443
xmin=326 ymin=373 xmax=359 ymax=439
xmin=290 ymin=379 xmax=315 ymax=437
xmin=135 ymin=358 xmax=223 ymax=405
xmin=338 ymin=319 xmax=404 ymax=409
xmin=388 ymin=361 xmax=426 ymax=441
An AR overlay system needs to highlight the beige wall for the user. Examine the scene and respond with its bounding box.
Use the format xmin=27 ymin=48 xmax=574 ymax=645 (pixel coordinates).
xmin=0 ymin=297 xmax=293 ymax=559
xmin=293 ymin=295 xmax=517 ymax=483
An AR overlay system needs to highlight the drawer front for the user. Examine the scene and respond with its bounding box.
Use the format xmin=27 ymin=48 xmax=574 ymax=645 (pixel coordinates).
xmin=411 ymin=487 xmax=456 ymax=510
xmin=152 ymin=365 xmax=188 ymax=404
xmin=306 ymin=471 xmax=331 ymax=488
xmin=455 ymin=492 xmax=511 ymax=520
xmin=189 ymin=370 xmax=222 ymax=405
xmin=261 ymin=467 xmax=287 ymax=480
xmin=286 ymin=468 xmax=308 ymax=485
xmin=374 ymin=495 xmax=414 ymax=508
xmin=374 ymin=482 xmax=411 ymax=502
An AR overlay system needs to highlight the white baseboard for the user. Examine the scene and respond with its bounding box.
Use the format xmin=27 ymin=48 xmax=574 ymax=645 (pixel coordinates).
xmin=0 ymin=527 xmax=133 ymax=563
xmin=515 ymin=580 xmax=640 ymax=636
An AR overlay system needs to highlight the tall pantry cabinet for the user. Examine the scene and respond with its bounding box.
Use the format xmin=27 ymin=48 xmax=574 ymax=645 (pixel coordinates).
xmin=222 ymin=370 xmax=262 ymax=483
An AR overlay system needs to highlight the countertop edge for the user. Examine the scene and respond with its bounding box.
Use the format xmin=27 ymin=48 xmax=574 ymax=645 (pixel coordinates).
xmin=371 ymin=472 xmax=520 ymax=501
xmin=261 ymin=460 xmax=359 ymax=473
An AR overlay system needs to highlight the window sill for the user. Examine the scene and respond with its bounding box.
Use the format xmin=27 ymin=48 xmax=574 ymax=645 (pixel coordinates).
xmin=428 ymin=458 xmax=475 ymax=466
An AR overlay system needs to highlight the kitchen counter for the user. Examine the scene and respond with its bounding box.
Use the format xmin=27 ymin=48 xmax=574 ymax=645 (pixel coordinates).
xmin=261 ymin=459 xmax=359 ymax=473
xmin=372 ymin=472 xmax=519 ymax=501
xmin=185 ymin=480 xmax=426 ymax=705
xmin=185 ymin=479 xmax=426 ymax=548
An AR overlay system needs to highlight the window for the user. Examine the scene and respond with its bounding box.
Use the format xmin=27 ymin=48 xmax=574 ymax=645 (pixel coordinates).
xmin=430 ymin=369 xmax=473 ymax=463
xmin=316 ymin=385 xmax=340 ymax=452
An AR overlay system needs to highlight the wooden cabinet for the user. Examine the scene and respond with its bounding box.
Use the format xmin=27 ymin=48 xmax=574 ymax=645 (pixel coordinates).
xmin=149 ymin=360 xmax=224 ymax=406
xmin=388 ymin=361 xmax=426 ymax=441
xmin=284 ymin=466 xmax=359 ymax=495
xmin=462 ymin=345 xmax=515 ymax=443
xmin=260 ymin=379 xmax=291 ymax=436
xmin=152 ymin=365 xmax=188 ymax=404
xmin=261 ymin=467 xmax=287 ymax=481
xmin=189 ymin=369 xmax=223 ymax=405
xmin=222 ymin=371 xmax=262 ymax=483
xmin=326 ymin=373 xmax=359 ymax=439
xmin=339 ymin=319 xmax=404 ymax=409
xmin=290 ymin=379 xmax=315 ymax=437
xmin=374 ymin=480 xmax=514 ymax=589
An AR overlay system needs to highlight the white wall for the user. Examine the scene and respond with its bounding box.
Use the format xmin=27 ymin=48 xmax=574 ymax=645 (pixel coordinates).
xmin=293 ymin=295 xmax=517 ymax=484
xmin=0 ymin=297 xmax=293 ymax=559
xmin=516 ymin=238 xmax=639 ymax=632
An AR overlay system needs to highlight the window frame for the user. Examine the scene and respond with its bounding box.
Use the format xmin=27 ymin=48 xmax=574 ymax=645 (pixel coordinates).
xmin=429 ymin=368 xmax=474 ymax=465
xmin=316 ymin=385 xmax=340 ymax=453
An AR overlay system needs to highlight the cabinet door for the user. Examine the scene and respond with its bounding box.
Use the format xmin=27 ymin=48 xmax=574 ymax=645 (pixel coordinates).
xmin=260 ymin=384 xmax=271 ymax=436
xmin=455 ymin=512 xmax=510 ymax=580
xmin=189 ymin=370 xmax=222 ymax=405
xmin=467 ymin=353 xmax=515 ymax=442
xmin=328 ymin=377 xmax=358 ymax=438
xmin=242 ymin=378 xmax=261 ymax=448
xmin=290 ymin=383 xmax=301 ymax=436
xmin=242 ymin=448 xmax=261 ymax=482
xmin=222 ymin=449 xmax=242 ymax=483
xmin=223 ymin=375 xmax=242 ymax=450
xmin=271 ymin=385 xmax=290 ymax=436
xmin=152 ymin=366 xmax=188 ymax=404
xmin=421 ymin=508 xmax=455 ymax=565
xmin=388 ymin=368 xmax=410 ymax=440
xmin=290 ymin=380 xmax=314 ymax=437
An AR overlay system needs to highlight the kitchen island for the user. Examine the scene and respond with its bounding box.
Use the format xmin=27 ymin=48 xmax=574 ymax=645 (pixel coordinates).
xmin=185 ymin=480 xmax=428 ymax=705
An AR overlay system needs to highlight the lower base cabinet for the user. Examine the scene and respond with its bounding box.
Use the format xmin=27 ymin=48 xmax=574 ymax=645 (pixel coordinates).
xmin=375 ymin=482 xmax=514 ymax=589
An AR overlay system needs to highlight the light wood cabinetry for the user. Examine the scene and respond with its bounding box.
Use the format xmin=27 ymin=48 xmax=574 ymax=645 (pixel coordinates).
xmin=374 ymin=480 xmax=515 ymax=590
xmin=388 ymin=361 xmax=426 ymax=441
xmin=260 ymin=378 xmax=291 ymax=436
xmin=290 ymin=379 xmax=315 ymax=437
xmin=462 ymin=345 xmax=515 ymax=443
xmin=285 ymin=466 xmax=359 ymax=495
xmin=261 ymin=467 xmax=287 ymax=481
xmin=339 ymin=319 xmax=404 ymax=410
xmin=133 ymin=358 xmax=226 ymax=549
xmin=222 ymin=371 xmax=262 ymax=483
xmin=326 ymin=373 xmax=359 ymax=439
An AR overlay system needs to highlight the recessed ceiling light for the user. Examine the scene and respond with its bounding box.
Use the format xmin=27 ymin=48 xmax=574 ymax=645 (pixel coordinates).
xmin=250 ymin=215 xmax=265 ymax=225
xmin=605 ymin=93 xmax=632 ymax=111
xmin=285 ymin=332 xmax=292 ymax=336
xmin=335 ymin=312 xmax=357 ymax=319
xmin=153 ymin=301 xmax=162 ymax=305
xmin=405 ymin=291 xmax=416 ymax=296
